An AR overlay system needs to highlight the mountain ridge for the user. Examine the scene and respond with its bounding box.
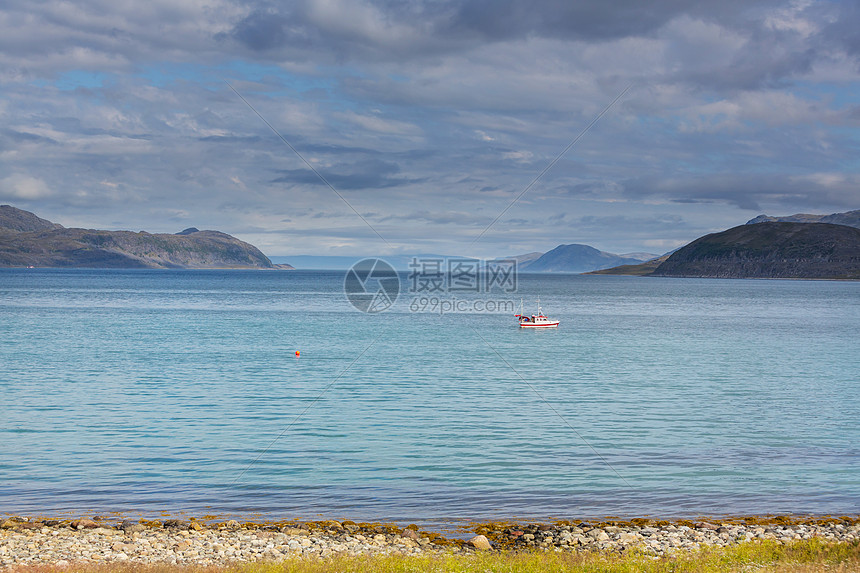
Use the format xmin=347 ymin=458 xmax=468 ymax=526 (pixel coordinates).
xmin=746 ymin=209 xmax=860 ymax=228
xmin=0 ymin=205 xmax=290 ymax=269
xmin=651 ymin=222 xmax=860 ymax=279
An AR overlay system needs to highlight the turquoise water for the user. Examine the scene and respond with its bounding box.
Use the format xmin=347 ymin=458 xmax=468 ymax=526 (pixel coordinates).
xmin=1 ymin=269 xmax=858 ymax=526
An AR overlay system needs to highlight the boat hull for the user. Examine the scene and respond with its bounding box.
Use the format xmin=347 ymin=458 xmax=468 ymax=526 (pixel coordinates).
xmin=519 ymin=321 xmax=559 ymax=328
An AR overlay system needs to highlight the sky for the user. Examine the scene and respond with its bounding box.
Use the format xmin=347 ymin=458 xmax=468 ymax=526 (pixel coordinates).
xmin=1 ymin=0 xmax=859 ymax=259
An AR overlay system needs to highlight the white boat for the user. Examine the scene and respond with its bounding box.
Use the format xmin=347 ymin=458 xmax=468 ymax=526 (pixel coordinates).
xmin=515 ymin=298 xmax=559 ymax=328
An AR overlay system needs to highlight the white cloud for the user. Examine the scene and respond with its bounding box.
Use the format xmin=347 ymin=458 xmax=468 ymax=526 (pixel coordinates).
xmin=679 ymin=90 xmax=831 ymax=132
xmin=500 ymin=150 xmax=533 ymax=162
xmin=790 ymin=172 xmax=860 ymax=190
xmin=306 ymin=0 xmax=419 ymax=48
xmin=338 ymin=110 xmax=422 ymax=136
xmin=229 ymin=175 xmax=250 ymax=194
xmin=0 ymin=174 xmax=54 ymax=199
xmin=764 ymin=0 xmax=819 ymax=37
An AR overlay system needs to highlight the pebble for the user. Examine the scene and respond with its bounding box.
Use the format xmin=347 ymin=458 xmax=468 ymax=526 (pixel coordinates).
xmin=0 ymin=518 xmax=857 ymax=567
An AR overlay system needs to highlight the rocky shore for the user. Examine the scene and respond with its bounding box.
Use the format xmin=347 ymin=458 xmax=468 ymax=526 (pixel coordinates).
xmin=475 ymin=518 xmax=860 ymax=554
xmin=1 ymin=516 xmax=858 ymax=567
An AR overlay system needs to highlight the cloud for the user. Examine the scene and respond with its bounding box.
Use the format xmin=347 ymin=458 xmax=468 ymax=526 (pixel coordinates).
xmin=622 ymin=173 xmax=860 ymax=211
xmin=819 ymin=1 xmax=860 ymax=57
xmin=0 ymin=0 xmax=239 ymax=76
xmin=230 ymin=9 xmax=291 ymax=52
xmin=381 ymin=209 xmax=486 ymax=226
xmin=443 ymin=0 xmax=702 ymax=42
xmin=270 ymin=158 xmax=424 ymax=190
xmin=337 ymin=111 xmax=422 ymax=136
xmin=0 ymin=174 xmax=54 ymax=200
xmin=0 ymin=0 xmax=853 ymax=82
xmin=223 ymin=0 xmax=440 ymax=60
xmin=678 ymin=90 xmax=833 ymax=132
xmin=500 ymin=150 xmax=533 ymax=162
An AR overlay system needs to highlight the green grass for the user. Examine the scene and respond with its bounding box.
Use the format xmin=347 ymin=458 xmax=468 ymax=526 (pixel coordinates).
xmin=6 ymin=539 xmax=860 ymax=573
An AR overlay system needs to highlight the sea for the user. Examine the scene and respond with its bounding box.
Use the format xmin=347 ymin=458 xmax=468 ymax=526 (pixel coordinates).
xmin=1 ymin=268 xmax=858 ymax=529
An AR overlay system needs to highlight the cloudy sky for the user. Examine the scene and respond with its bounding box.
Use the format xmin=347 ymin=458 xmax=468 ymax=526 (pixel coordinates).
xmin=1 ymin=0 xmax=859 ymax=259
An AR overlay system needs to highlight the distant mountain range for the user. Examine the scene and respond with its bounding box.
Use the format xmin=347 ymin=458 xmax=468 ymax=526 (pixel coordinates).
xmin=0 ymin=205 xmax=291 ymax=269
xmin=275 ymin=248 xmax=657 ymax=272
xmin=8 ymin=204 xmax=857 ymax=278
xmin=5 ymin=205 xmax=655 ymax=272
xmin=272 ymin=210 xmax=860 ymax=277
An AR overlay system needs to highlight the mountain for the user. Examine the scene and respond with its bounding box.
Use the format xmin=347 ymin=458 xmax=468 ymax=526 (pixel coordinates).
xmin=0 ymin=205 xmax=63 ymax=233
xmin=747 ymin=209 xmax=860 ymax=229
xmin=0 ymin=205 xmax=290 ymax=269
xmin=651 ymin=222 xmax=860 ymax=279
xmin=521 ymin=243 xmax=644 ymax=273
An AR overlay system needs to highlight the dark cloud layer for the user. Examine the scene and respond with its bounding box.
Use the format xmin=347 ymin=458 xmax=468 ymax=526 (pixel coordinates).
xmin=444 ymin=0 xmax=747 ymax=41
xmin=223 ymin=0 xmax=790 ymax=58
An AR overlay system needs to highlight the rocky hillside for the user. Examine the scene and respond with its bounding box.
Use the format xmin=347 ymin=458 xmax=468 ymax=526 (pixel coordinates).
xmin=747 ymin=209 xmax=860 ymax=228
xmin=0 ymin=205 xmax=288 ymax=269
xmin=0 ymin=205 xmax=63 ymax=233
xmin=651 ymin=222 xmax=860 ymax=279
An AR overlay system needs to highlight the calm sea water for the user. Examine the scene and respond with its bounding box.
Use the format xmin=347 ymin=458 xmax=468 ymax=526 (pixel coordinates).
xmin=1 ymin=269 xmax=858 ymax=527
